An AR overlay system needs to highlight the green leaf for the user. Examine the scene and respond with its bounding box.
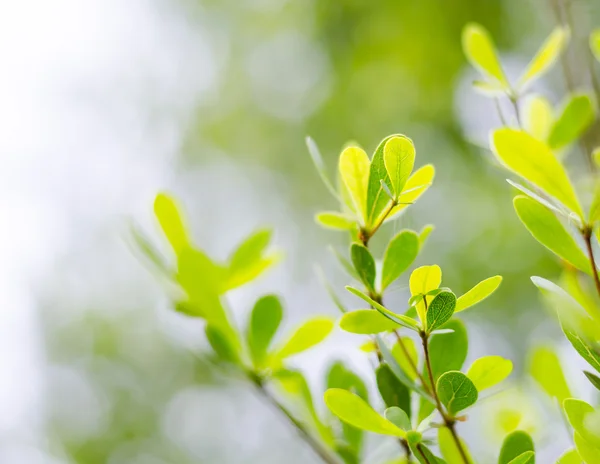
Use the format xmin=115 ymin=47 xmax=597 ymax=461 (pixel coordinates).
xmin=499 ymin=431 xmax=535 ymax=464
xmin=574 ymin=431 xmax=600 ymax=464
xmin=386 ymin=165 xmax=435 ymax=222
xmin=324 ymin=388 xmax=405 ymax=437
xmin=491 ymin=128 xmax=583 ymax=217
xmin=513 ymin=196 xmax=590 ymax=273
xmin=270 ymin=317 xmax=334 ymax=363
xmin=410 ymin=439 xmax=445 ymax=464
xmin=315 ymin=265 xmax=348 ymax=314
xmin=340 ymin=309 xmax=400 ymax=334
xmin=562 ymin=326 xmax=600 ymax=374
xmin=306 ymin=136 xmax=340 ymax=201
xmin=384 ymin=406 xmax=411 ymax=431
xmin=591 ymin=29 xmax=600 ymax=62
xmin=467 ymin=355 xmax=512 ymax=391
xmin=428 ymin=320 xmax=468 ymax=383
xmin=518 ymin=26 xmax=570 ymax=91
xmin=564 ymin=399 xmax=600 ymax=448
xmin=472 ymin=79 xmax=506 ymax=96
xmin=426 ymin=291 xmax=456 ymax=333
xmin=508 ymin=451 xmax=535 ymax=464
xmin=529 ymin=346 xmax=571 ymax=402
xmin=381 ymin=230 xmax=420 ymax=290
xmin=506 ymin=179 xmax=565 ymax=217
xmin=584 ymin=371 xmax=600 ymax=392
xmin=392 ymin=336 xmax=419 ymax=381
xmin=339 ymin=146 xmax=371 ymax=223
xmin=419 ymin=224 xmax=435 ymax=246
xmin=462 ymin=23 xmax=509 ymax=88
xmin=377 ymin=364 xmax=412 ymax=419
xmin=383 ymin=135 xmax=416 ymax=198
xmin=247 ymin=295 xmax=283 ymax=367
xmin=330 ymin=246 xmax=360 ymax=280
xmin=455 ymin=275 xmax=503 ymax=312
xmin=154 ymin=193 xmax=190 ymax=254
xmin=522 ymin=94 xmax=554 ymax=141
xmin=366 ymin=135 xmax=396 ymax=227
xmin=351 ymin=243 xmax=376 ymax=293
xmin=438 ymin=426 xmax=474 ymax=464
xmin=589 ymin=187 xmax=600 ymax=224
xmin=410 ymin=264 xmax=442 ymax=323
xmin=315 ymin=212 xmax=356 ymax=230
xmin=205 ymin=324 xmax=240 ymax=364
xmin=346 ymin=286 xmax=420 ymax=331
xmin=226 ymin=229 xmax=280 ymax=290
xmin=129 ymin=221 xmax=170 ymax=277
xmin=556 ymin=448 xmax=581 ymax=464
xmin=437 ymin=371 xmax=478 ymax=416
xmin=548 ymin=94 xmax=597 ymax=150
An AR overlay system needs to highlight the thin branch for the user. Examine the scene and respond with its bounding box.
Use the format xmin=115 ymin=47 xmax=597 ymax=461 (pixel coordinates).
xmin=582 ymin=226 xmax=600 ymax=297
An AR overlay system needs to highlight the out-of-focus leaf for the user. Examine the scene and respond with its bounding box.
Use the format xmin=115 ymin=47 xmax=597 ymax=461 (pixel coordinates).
xmin=584 ymin=371 xmax=600 ymax=392
xmin=506 ymin=179 xmax=566 ymax=218
xmin=392 ymin=336 xmax=419 ymax=381
xmin=564 ymin=399 xmax=600 ymax=448
xmin=426 ymin=291 xmax=456 ymax=333
xmin=499 ymin=431 xmax=535 ymax=464
xmin=491 ymin=128 xmax=583 ymax=217
xmin=548 ymin=94 xmax=597 ymax=150
xmin=340 ymin=309 xmax=400 ymax=334
xmin=508 ymin=452 xmax=535 ymax=464
xmin=522 ymin=94 xmax=554 ymax=141
xmin=339 ymin=146 xmax=371 ymax=223
xmin=466 ymin=355 xmax=512 ymax=391
xmin=351 ymin=243 xmax=376 ymax=293
xmin=315 ymin=265 xmax=348 ymax=314
xmin=428 ymin=320 xmax=468 ymax=383
xmin=409 ymin=439 xmax=445 ymax=464
xmin=129 ymin=221 xmax=171 ymax=277
xmin=555 ymin=448 xmax=581 ymax=464
xmin=462 ymin=23 xmax=509 ymax=88
xmin=591 ymin=29 xmax=600 ymax=62
xmin=529 ymin=346 xmax=571 ymax=402
xmin=306 ymin=136 xmax=340 ymax=200
xmin=472 ymin=79 xmax=506 ymax=96
xmin=386 ymin=165 xmax=435 ymax=222
xmin=518 ymin=26 xmax=569 ymax=90
xmin=381 ymin=230 xmax=420 ymax=290
xmin=437 ymin=371 xmax=478 ymax=415
xmin=410 ymin=264 xmax=442 ymax=323
xmin=377 ymin=364 xmax=412 ymax=419
xmin=315 ymin=212 xmax=356 ymax=230
xmin=270 ymin=317 xmax=334 ymax=363
xmin=514 ymin=196 xmax=589 ymax=273
xmin=324 ymin=388 xmax=405 ymax=437
xmin=455 ymin=275 xmax=502 ymax=312
xmin=205 ymin=324 xmax=240 ymax=364
xmin=330 ymin=246 xmax=360 ymax=280
xmin=419 ymin=224 xmax=435 ymax=246
xmin=574 ymin=431 xmax=600 ymax=464
xmin=384 ymin=407 xmax=411 ymax=431
xmin=247 ymin=295 xmax=283 ymax=367
xmin=438 ymin=426 xmax=474 ymax=464
xmin=154 ymin=192 xmax=190 ymax=254
xmin=562 ymin=326 xmax=600 ymax=374
xmin=383 ymin=135 xmax=415 ymax=198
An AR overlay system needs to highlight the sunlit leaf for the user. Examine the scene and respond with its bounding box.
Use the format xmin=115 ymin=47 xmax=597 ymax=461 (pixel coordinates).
xmin=383 ymin=135 xmax=415 ymax=198
xmin=438 ymin=426 xmax=474 ymax=464
xmin=247 ymin=295 xmax=283 ymax=367
xmin=467 ymin=355 xmax=512 ymax=391
xmin=154 ymin=192 xmax=190 ymax=254
xmin=437 ymin=371 xmax=478 ymax=415
xmin=575 ymin=431 xmax=600 ymax=464
xmin=381 ymin=230 xmax=420 ymax=290
xmin=306 ymin=136 xmax=340 ymax=200
xmin=340 ymin=309 xmax=400 ymax=334
xmin=522 ymin=94 xmax=554 ymax=141
xmin=555 ymin=448 xmax=581 ymax=464
xmin=419 ymin=224 xmax=435 ymax=246
xmin=548 ymin=94 xmax=597 ymax=150
xmin=339 ymin=146 xmax=371 ymax=223
xmin=562 ymin=325 xmax=600 ymax=374
xmin=499 ymin=431 xmax=535 ymax=464
xmin=205 ymin=324 xmax=240 ymax=364
xmin=506 ymin=179 xmax=566 ymax=218
xmin=584 ymin=371 xmax=600 ymax=392
xmin=529 ymin=346 xmax=571 ymax=402
xmin=513 ymin=196 xmax=589 ymax=273
xmin=518 ymin=26 xmax=570 ymax=91
xmin=392 ymin=336 xmax=419 ymax=381
xmin=377 ymin=364 xmax=411 ymax=419
xmin=455 ymin=275 xmax=502 ymax=312
xmin=366 ymin=135 xmax=397 ymax=226
xmin=410 ymin=264 xmax=442 ymax=323
xmin=591 ymin=29 xmax=600 ymax=62
xmin=386 ymin=165 xmax=435 ymax=222
xmin=129 ymin=221 xmax=171 ymax=277
xmin=315 ymin=212 xmax=356 ymax=230
xmin=270 ymin=317 xmax=334 ymax=363
xmin=462 ymin=23 xmax=509 ymax=88
xmin=351 ymin=243 xmax=376 ymax=293
xmin=508 ymin=451 xmax=535 ymax=464
xmin=426 ymin=291 xmax=456 ymax=333
xmin=491 ymin=128 xmax=583 ymax=217
xmin=472 ymin=79 xmax=506 ymax=96
xmin=324 ymin=388 xmax=405 ymax=437
xmin=590 ymin=187 xmax=600 ymax=224
xmin=226 ymin=229 xmax=280 ymax=290
xmin=384 ymin=407 xmax=411 ymax=431
xmin=564 ymin=399 xmax=600 ymax=448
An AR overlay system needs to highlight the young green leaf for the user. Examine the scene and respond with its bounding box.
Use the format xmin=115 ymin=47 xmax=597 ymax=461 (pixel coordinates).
xmin=386 ymin=165 xmax=435 ymax=222
xmin=472 ymin=79 xmax=506 ymax=96
xmin=548 ymin=94 xmax=597 ymax=150
xmin=426 ymin=291 xmax=456 ymax=333
xmin=555 ymin=448 xmax=581 ymax=464
xmin=529 ymin=346 xmax=571 ymax=402
xmin=513 ymin=196 xmax=590 ymax=274
xmin=247 ymin=295 xmax=283 ymax=367
xmin=340 ymin=309 xmax=400 ymax=334
xmin=205 ymin=324 xmax=240 ymax=364
xmin=562 ymin=326 xmax=600 ymax=374
xmin=339 ymin=146 xmax=371 ymax=223
xmin=306 ymin=136 xmax=340 ymax=201
xmin=226 ymin=229 xmax=280 ymax=290
xmin=518 ymin=26 xmax=569 ymax=91
xmin=491 ymin=128 xmax=583 ymax=217
xmin=564 ymin=399 xmax=600 ymax=448
xmin=467 ymin=355 xmax=512 ymax=391
xmin=381 ymin=230 xmax=420 ymax=290
xmin=462 ymin=23 xmax=509 ymax=88
xmin=428 ymin=320 xmax=468 ymax=382
xmin=129 ymin=221 xmax=171 ymax=277
xmin=366 ymin=135 xmax=396 ymax=226
xmin=410 ymin=264 xmax=442 ymax=322
xmin=154 ymin=193 xmax=190 ymax=254
xmin=522 ymin=94 xmax=554 ymax=141
xmin=507 ymin=451 xmax=535 ymax=464
xmin=499 ymin=431 xmax=535 ymax=464
xmin=437 ymin=371 xmax=478 ymax=415
xmin=315 ymin=212 xmax=356 ymax=230
xmin=455 ymin=275 xmax=502 ymax=312
xmin=384 ymin=406 xmax=411 ymax=431
xmin=419 ymin=224 xmax=435 ymax=246
xmin=506 ymin=179 xmax=565 ymax=217
xmin=351 ymin=243 xmax=376 ymax=293
xmin=270 ymin=317 xmax=334 ymax=363
xmin=377 ymin=364 xmax=411 ymax=418
xmin=392 ymin=336 xmax=419 ymax=381
xmin=383 ymin=135 xmax=415 ymax=198
xmin=574 ymin=431 xmax=600 ymax=464
xmin=584 ymin=371 xmax=600 ymax=392
xmin=438 ymin=426 xmax=474 ymax=464
xmin=592 ymin=29 xmax=600 ymax=62
xmin=409 ymin=439 xmax=445 ymax=464
xmin=324 ymin=388 xmax=406 ymax=437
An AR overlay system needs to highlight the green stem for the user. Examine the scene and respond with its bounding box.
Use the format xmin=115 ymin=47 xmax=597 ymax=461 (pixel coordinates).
xmin=362 ymin=199 xmax=398 ymax=245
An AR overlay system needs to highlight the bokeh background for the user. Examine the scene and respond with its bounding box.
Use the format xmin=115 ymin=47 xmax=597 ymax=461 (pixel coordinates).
xmin=2 ymin=0 xmax=600 ymax=462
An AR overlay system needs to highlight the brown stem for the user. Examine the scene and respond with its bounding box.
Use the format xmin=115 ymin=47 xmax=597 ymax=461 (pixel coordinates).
xmin=363 ymin=199 xmax=397 ymax=245
xmin=583 ymin=226 xmax=600 ymax=297
xmin=393 ymin=330 xmax=431 ymax=395
xmin=416 ymin=444 xmax=432 ymax=464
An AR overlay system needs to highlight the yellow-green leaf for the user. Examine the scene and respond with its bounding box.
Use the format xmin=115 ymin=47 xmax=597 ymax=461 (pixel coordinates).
xmin=590 ymin=187 xmax=600 ymax=224
xmin=513 ymin=196 xmax=590 ymax=273
xmin=324 ymin=388 xmax=405 ymax=437
xmin=270 ymin=317 xmax=334 ymax=363
xmin=438 ymin=426 xmax=474 ymax=464
xmin=386 ymin=165 xmax=435 ymax=222
xmin=315 ymin=212 xmax=356 ymax=230
xmin=491 ymin=128 xmax=582 ymax=217
xmin=462 ymin=23 xmax=509 ymax=88
xmin=564 ymin=399 xmax=600 ymax=449
xmin=154 ymin=193 xmax=190 ymax=254
xmin=548 ymin=94 xmax=597 ymax=150
xmin=575 ymin=431 xmax=600 ymax=464
xmin=340 ymin=309 xmax=400 ymax=334
xmin=591 ymin=29 xmax=600 ymax=62
xmin=455 ymin=275 xmax=502 ymax=312
xmin=522 ymin=94 xmax=554 ymax=141
xmin=410 ymin=265 xmax=442 ymax=322
xmin=518 ymin=26 xmax=570 ymax=90
xmin=467 ymin=355 xmax=513 ymax=391
xmin=247 ymin=295 xmax=283 ymax=367
xmin=339 ymin=146 xmax=371 ymax=223
xmin=556 ymin=448 xmax=581 ymax=464
xmin=472 ymin=79 xmax=506 ymax=96
xmin=529 ymin=346 xmax=571 ymax=402
xmin=383 ymin=135 xmax=415 ymax=198
xmin=392 ymin=336 xmax=419 ymax=381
